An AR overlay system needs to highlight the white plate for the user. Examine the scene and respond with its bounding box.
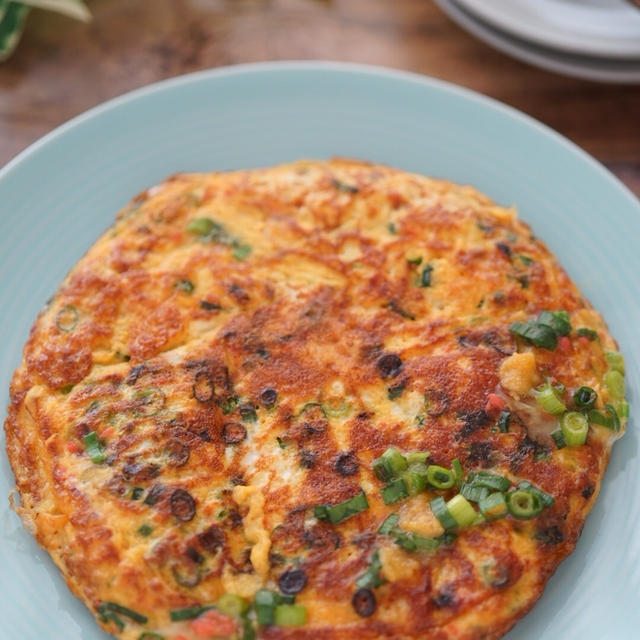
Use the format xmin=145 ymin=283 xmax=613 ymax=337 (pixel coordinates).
xmin=436 ymin=0 xmax=640 ymax=83
xmin=457 ymin=0 xmax=640 ymax=59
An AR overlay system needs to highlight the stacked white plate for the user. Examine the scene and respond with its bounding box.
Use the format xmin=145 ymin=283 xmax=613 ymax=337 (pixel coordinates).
xmin=435 ymin=0 xmax=640 ymax=83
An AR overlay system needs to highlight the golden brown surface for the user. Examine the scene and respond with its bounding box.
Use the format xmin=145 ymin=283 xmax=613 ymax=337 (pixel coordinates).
xmin=4 ymin=160 xmax=626 ymax=640
xmin=1 ymin=0 xmax=639 ymax=197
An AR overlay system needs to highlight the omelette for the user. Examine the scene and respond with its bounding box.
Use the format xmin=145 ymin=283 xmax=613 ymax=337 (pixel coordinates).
xmin=4 ymin=159 xmax=628 ymax=640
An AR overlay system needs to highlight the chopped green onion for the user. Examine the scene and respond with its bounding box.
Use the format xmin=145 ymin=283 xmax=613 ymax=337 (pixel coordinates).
xmin=372 ymin=447 xmax=408 ymax=482
xmin=605 ymin=350 xmax=625 ymax=374
xmin=618 ymin=401 xmax=630 ymax=419
xmin=187 ymin=217 xmax=215 ymax=235
xmin=516 ymin=481 xmax=554 ymax=508
xmin=551 ymin=430 xmax=566 ymax=449
xmin=426 ymin=465 xmax=455 ymax=490
xmin=393 ymin=530 xmax=441 ymax=553
xmin=401 ymin=466 xmax=427 ymax=495
xmin=497 ymin=411 xmax=511 ymax=433
xmin=420 ymin=264 xmax=434 ymax=287
xmin=83 ymin=431 xmax=106 ymax=464
xmin=254 ymin=589 xmax=279 ymax=625
xmin=606 ymin=403 xmax=621 ymax=432
xmin=535 ymin=381 xmax=566 ymax=416
xmin=216 ymin=593 xmax=249 ymax=618
xmin=137 ymin=523 xmax=153 ymax=537
xmin=323 ymin=401 xmax=351 ymax=417
xmin=460 ymin=483 xmax=490 ymax=503
xmin=452 ymin=458 xmax=463 ymax=486
xmin=430 ymin=496 xmax=457 ymax=531
xmin=576 ymin=327 xmax=598 ymax=341
xmin=509 ymin=320 xmax=557 ymax=350
xmin=604 ymin=370 xmax=625 ymax=400
xmin=468 ymin=471 xmax=511 ymax=492
xmin=274 ymin=604 xmax=307 ymax=627
xmin=139 ymin=633 xmax=164 ymax=640
xmin=356 ymin=550 xmax=384 ymax=589
xmin=406 ymin=451 xmax=430 ymax=466
xmin=232 ymin=243 xmax=252 ymax=260
xmin=387 ymin=382 xmax=405 ymax=400
xmin=479 ymin=492 xmax=508 ymax=520
xmin=446 ymin=494 xmax=477 ymax=528
xmin=537 ymin=310 xmax=571 ymax=337
xmin=407 ymin=256 xmax=422 ymax=265
xmin=315 ymin=491 xmax=369 ymax=523
xmin=382 ymin=478 xmax=409 ymax=504
xmin=506 ymin=489 xmax=542 ymax=519
xmin=175 ymin=279 xmax=194 ymax=294
xmin=378 ymin=513 xmax=400 ymax=535
xmin=98 ymin=602 xmax=148 ymax=624
xmin=170 ymin=605 xmax=215 ymax=622
xmin=573 ymin=386 xmax=597 ymax=409
xmin=561 ymin=411 xmax=589 ymax=447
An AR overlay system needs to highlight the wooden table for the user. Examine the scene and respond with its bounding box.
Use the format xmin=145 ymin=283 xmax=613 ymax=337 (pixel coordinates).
xmin=1 ymin=0 xmax=639 ymax=196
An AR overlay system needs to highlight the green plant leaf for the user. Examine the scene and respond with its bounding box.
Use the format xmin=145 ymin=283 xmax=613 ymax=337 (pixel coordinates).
xmin=20 ymin=0 xmax=90 ymax=22
xmin=0 ymin=3 xmax=30 ymax=62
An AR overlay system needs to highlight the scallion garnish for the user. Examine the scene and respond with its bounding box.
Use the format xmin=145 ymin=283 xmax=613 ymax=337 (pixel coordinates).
xmin=619 ymin=402 xmax=630 ymax=419
xmin=401 ymin=466 xmax=428 ymax=495
xmin=506 ymin=489 xmax=542 ymax=519
xmin=216 ymin=593 xmax=249 ymax=618
xmin=497 ymin=410 xmax=511 ymax=433
xmin=170 ymin=605 xmax=215 ymax=622
xmin=254 ymin=590 xmax=280 ymax=626
xmin=446 ymin=494 xmax=477 ymax=528
xmin=419 ymin=264 xmax=434 ymax=288
xmin=516 ymin=481 xmax=554 ymax=508
xmin=573 ymin=386 xmax=597 ymax=409
xmin=537 ymin=310 xmax=571 ymax=337
xmin=430 ymin=496 xmax=457 ymax=531
xmin=605 ymin=350 xmax=625 ymax=374
xmin=314 ymin=491 xmax=369 ymax=524
xmin=426 ymin=465 xmax=455 ymax=490
xmin=83 ymin=431 xmax=105 ymax=464
xmin=467 ymin=471 xmax=510 ymax=492
xmin=274 ymin=604 xmax=307 ymax=627
xmin=534 ymin=381 xmax=566 ymax=416
xmin=603 ymin=370 xmax=625 ymax=400
xmin=175 ymin=279 xmax=194 ymax=294
xmin=576 ymin=327 xmax=598 ymax=341
xmin=356 ymin=550 xmax=385 ymax=589
xmin=478 ymin=492 xmax=508 ymax=520
xmin=460 ymin=483 xmax=490 ymax=503
xmin=98 ymin=602 xmax=148 ymax=625
xmin=551 ymin=429 xmax=566 ymax=449
xmin=509 ymin=320 xmax=557 ymax=350
xmin=378 ymin=514 xmax=400 ymax=535
xmin=372 ymin=447 xmax=408 ymax=482
xmin=381 ymin=478 xmax=409 ymax=504
xmin=452 ymin=458 xmax=463 ymax=486
xmin=560 ymin=411 xmax=589 ymax=447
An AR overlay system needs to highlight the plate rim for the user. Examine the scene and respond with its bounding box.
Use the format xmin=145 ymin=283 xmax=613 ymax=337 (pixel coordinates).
xmin=434 ymin=0 xmax=640 ymax=84
xmin=1 ymin=60 xmax=638 ymax=213
xmin=456 ymin=0 xmax=640 ymax=60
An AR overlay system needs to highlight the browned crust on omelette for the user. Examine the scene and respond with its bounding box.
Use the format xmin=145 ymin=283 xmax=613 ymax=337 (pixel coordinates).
xmin=4 ymin=159 xmax=624 ymax=640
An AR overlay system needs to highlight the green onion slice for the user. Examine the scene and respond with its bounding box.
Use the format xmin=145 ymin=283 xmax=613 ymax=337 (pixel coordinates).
xmin=315 ymin=491 xmax=369 ymax=523
xmin=274 ymin=604 xmax=307 ymax=627
xmin=573 ymin=386 xmax=597 ymax=409
xmin=426 ymin=465 xmax=456 ymax=490
xmin=406 ymin=451 xmax=430 ymax=466
xmin=372 ymin=447 xmax=408 ymax=482
xmin=603 ymin=370 xmax=625 ymax=400
xmin=378 ymin=513 xmax=400 ymax=535
xmin=509 ymin=320 xmax=557 ymax=350
xmin=401 ymin=466 xmax=427 ymax=495
xmin=430 ymin=496 xmax=457 ymax=531
xmin=216 ymin=593 xmax=249 ymax=618
xmin=460 ymin=483 xmax=490 ymax=503
xmin=534 ymin=381 xmax=566 ymax=416
xmin=497 ymin=411 xmax=511 ymax=433
xmin=83 ymin=431 xmax=106 ymax=464
xmin=420 ymin=264 xmax=434 ymax=287
xmin=605 ymin=350 xmax=625 ymax=374
xmin=139 ymin=633 xmax=165 ymax=640
xmin=561 ymin=411 xmax=589 ymax=447
xmin=479 ymin=492 xmax=508 ymax=521
xmin=551 ymin=429 xmax=566 ymax=449
xmin=516 ymin=481 xmax=554 ymax=508
xmin=169 ymin=605 xmax=215 ymax=622
xmin=576 ymin=327 xmax=598 ymax=341
xmin=507 ymin=489 xmax=542 ymax=519
xmin=98 ymin=602 xmax=148 ymax=625
xmin=254 ymin=589 xmax=280 ymax=626
xmin=468 ymin=471 xmax=511 ymax=492
xmin=446 ymin=494 xmax=477 ymax=528
xmin=356 ymin=550 xmax=384 ymax=589
xmin=537 ymin=310 xmax=571 ymax=337
xmin=452 ymin=458 xmax=463 ymax=486
xmin=381 ymin=478 xmax=409 ymax=505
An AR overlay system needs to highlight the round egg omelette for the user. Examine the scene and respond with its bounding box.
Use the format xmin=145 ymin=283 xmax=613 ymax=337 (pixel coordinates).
xmin=4 ymin=159 xmax=628 ymax=640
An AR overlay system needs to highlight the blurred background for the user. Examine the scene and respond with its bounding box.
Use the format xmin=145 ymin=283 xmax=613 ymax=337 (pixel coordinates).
xmin=0 ymin=0 xmax=638 ymax=196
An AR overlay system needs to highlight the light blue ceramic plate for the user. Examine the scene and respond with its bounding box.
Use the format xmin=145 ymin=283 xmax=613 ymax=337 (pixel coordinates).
xmin=0 ymin=62 xmax=638 ymax=640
